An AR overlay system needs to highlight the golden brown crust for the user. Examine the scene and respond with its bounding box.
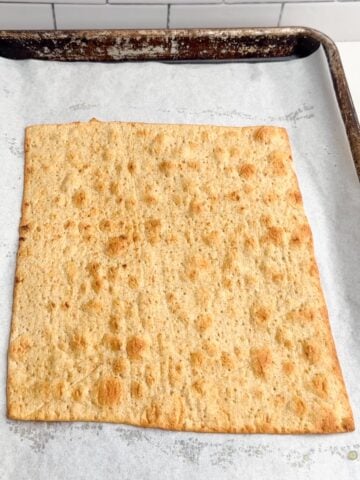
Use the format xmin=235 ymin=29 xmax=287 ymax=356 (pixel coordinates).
xmin=7 ymin=120 xmax=354 ymax=433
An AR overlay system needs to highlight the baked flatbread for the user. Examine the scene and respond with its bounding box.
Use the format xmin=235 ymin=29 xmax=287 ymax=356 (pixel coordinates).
xmin=7 ymin=119 xmax=354 ymax=433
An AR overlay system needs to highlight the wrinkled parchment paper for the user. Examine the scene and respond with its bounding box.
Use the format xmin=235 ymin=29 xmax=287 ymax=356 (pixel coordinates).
xmin=0 ymin=47 xmax=359 ymax=480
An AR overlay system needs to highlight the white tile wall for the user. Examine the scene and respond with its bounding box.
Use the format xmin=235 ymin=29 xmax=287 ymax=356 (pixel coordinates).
xmin=169 ymin=4 xmax=282 ymax=28
xmin=0 ymin=0 xmax=358 ymax=42
xmin=55 ymin=5 xmax=167 ymax=29
xmin=109 ymin=0 xmax=222 ymax=3
xmin=281 ymin=2 xmax=360 ymax=41
xmin=0 ymin=3 xmax=54 ymax=29
xmin=225 ymin=0 xmax=326 ymax=2
xmin=2 ymin=0 xmax=104 ymax=4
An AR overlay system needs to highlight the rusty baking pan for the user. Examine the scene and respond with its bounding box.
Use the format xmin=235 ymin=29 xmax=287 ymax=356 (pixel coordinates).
xmin=0 ymin=27 xmax=358 ymax=176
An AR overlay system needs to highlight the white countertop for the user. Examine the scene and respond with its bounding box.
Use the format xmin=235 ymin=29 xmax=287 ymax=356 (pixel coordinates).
xmin=337 ymin=42 xmax=360 ymax=116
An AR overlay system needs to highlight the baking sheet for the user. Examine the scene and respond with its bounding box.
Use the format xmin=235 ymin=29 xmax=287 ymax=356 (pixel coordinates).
xmin=0 ymin=46 xmax=359 ymax=480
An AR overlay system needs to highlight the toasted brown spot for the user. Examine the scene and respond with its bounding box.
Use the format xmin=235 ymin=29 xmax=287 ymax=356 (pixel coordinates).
xmin=112 ymin=358 xmax=127 ymax=375
xmin=221 ymin=352 xmax=235 ymax=370
xmin=109 ymin=181 xmax=120 ymax=196
xmin=288 ymin=190 xmax=302 ymax=205
xmin=143 ymin=402 xmax=160 ymax=426
xmin=319 ymin=306 xmax=327 ymax=320
xmin=143 ymin=189 xmax=158 ymax=205
xmin=99 ymin=219 xmax=112 ymax=232
xmin=102 ymin=333 xmax=122 ymax=352
xmin=65 ymin=261 xmax=77 ymax=284
xmin=290 ymin=224 xmax=311 ymax=247
xmin=250 ymin=347 xmax=272 ymax=377
xmin=152 ymin=133 xmax=166 ymax=154
xmin=53 ymin=383 xmax=65 ymax=401
xmin=126 ymin=336 xmax=146 ymax=360
xmin=201 ymin=131 xmax=209 ymax=142
xmin=253 ymin=389 xmax=263 ymax=400
xmin=202 ymin=230 xmax=220 ymax=247
xmin=263 ymin=191 xmax=279 ymax=205
xmin=234 ymin=346 xmax=242 ymax=358
xmin=192 ymin=379 xmax=205 ymax=396
xmin=72 ymin=386 xmax=83 ymax=401
xmin=251 ymin=304 xmax=270 ymax=325
xmin=243 ymin=184 xmax=254 ymax=195
xmin=82 ymin=299 xmax=102 ymax=315
xmin=96 ymin=377 xmax=121 ymax=407
xmin=311 ymin=374 xmax=328 ymax=399
xmin=287 ymin=307 xmax=315 ymax=323
xmin=64 ymin=219 xmax=75 ymax=229
xmin=229 ymin=146 xmax=240 ymax=158
xmin=275 ymin=327 xmax=293 ymax=349
xmin=125 ymin=197 xmax=136 ymax=210
xmin=303 ymin=340 xmax=320 ymax=364
xmin=291 ymin=396 xmax=306 ymax=416
xmin=260 ymin=214 xmax=272 ymax=227
xmin=72 ymin=189 xmax=86 ymax=208
xmin=225 ymin=191 xmax=241 ymax=202
xmin=9 ymin=336 xmax=33 ymax=360
xmin=254 ymin=126 xmax=277 ymax=143
xmin=309 ymin=260 xmax=319 ymax=277
xmin=272 ymin=272 xmax=284 ymax=283
xmin=107 ymin=266 xmax=119 ymax=283
xmin=244 ymin=235 xmax=256 ymax=250
xmin=317 ymin=410 xmax=337 ymax=432
xmin=128 ymin=275 xmax=139 ymax=289
xmin=61 ymin=301 xmax=70 ymax=310
xmin=244 ymin=275 xmax=256 ymax=287
xmin=135 ymin=128 xmax=146 ymax=138
xmin=106 ymin=235 xmax=128 ymax=257
xmin=190 ymin=351 xmax=204 ymax=368
xmin=188 ymin=160 xmax=200 ymax=170
xmin=109 ymin=315 xmax=120 ymax=333
xmin=145 ymin=365 xmax=156 ymax=387
xmin=131 ymin=381 xmax=143 ymax=399
xmin=172 ymin=194 xmax=182 ymax=206
xmin=238 ymin=163 xmax=256 ymax=179
xmin=70 ymin=333 xmax=87 ymax=352
xmin=94 ymin=180 xmax=105 ymax=193
xmin=159 ymin=161 xmax=174 ymax=175
xmin=87 ymin=261 xmax=100 ymax=277
xmin=196 ymin=314 xmax=213 ymax=333
xmin=19 ymin=223 xmax=30 ymax=234
xmin=189 ymin=199 xmax=204 ymax=215
xmin=182 ymin=177 xmax=195 ymax=194
xmin=128 ymin=161 xmax=136 ymax=174
xmin=342 ymin=416 xmax=355 ymax=431
xmin=145 ymin=218 xmax=161 ymax=245
xmin=202 ymin=340 xmax=217 ymax=357
xmin=169 ymin=360 xmax=183 ymax=387
xmin=222 ymin=251 xmax=236 ymax=271
xmin=78 ymin=222 xmax=92 ymax=242
xmin=282 ymin=361 xmax=295 ymax=375
xmin=268 ymin=151 xmax=288 ymax=176
xmin=262 ymin=226 xmax=283 ymax=246
xmin=185 ymin=255 xmax=209 ymax=281
xmin=91 ymin=277 xmax=102 ymax=294
xmin=214 ymin=146 xmax=227 ymax=161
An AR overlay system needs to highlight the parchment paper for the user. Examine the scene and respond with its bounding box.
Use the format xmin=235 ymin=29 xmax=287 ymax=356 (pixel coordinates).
xmin=0 ymin=47 xmax=359 ymax=480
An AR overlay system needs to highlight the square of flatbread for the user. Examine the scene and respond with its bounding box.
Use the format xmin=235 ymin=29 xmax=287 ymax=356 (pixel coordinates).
xmin=7 ymin=119 xmax=354 ymax=433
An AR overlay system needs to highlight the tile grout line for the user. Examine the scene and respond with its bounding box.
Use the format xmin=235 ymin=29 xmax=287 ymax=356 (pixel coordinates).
xmin=52 ymin=3 xmax=57 ymax=29
xmin=167 ymin=3 xmax=170 ymax=27
xmin=277 ymin=2 xmax=284 ymax=26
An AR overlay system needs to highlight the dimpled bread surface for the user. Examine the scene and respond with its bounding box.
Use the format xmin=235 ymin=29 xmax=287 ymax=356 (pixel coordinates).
xmin=7 ymin=119 xmax=354 ymax=433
